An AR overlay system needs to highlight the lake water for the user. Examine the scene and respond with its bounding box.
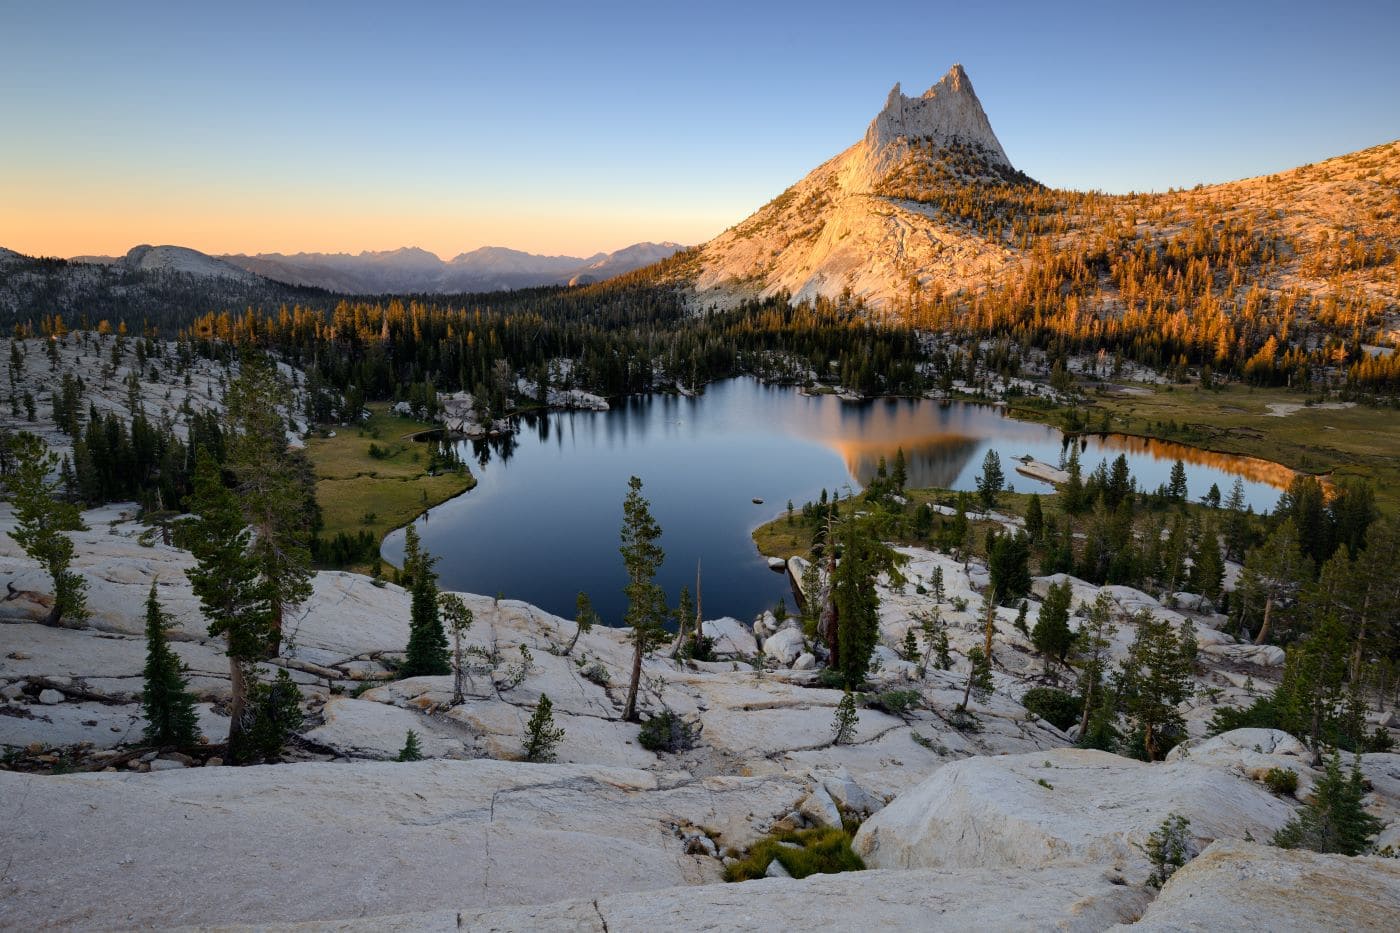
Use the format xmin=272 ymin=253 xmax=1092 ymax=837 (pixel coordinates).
xmin=382 ymin=378 xmax=1287 ymax=625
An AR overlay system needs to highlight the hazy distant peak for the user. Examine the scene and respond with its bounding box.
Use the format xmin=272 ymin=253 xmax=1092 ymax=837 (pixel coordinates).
xmin=216 ymin=241 xmax=684 ymax=293
xmin=117 ymin=245 xmax=258 ymax=282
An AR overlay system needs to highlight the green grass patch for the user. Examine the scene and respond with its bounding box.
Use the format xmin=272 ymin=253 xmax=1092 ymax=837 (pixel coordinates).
xmin=306 ymin=404 xmax=475 ymax=571
xmin=1011 ymin=383 xmax=1400 ymax=512
xmin=722 ymin=826 xmax=865 ymax=882
xmin=752 ymin=487 xmax=1055 ymax=563
xmin=750 ymin=512 xmax=814 ymax=560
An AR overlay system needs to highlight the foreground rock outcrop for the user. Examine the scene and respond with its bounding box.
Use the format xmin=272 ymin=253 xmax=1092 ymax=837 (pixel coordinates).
xmin=261 ymin=866 xmax=1152 ymax=932
xmin=1123 ymin=840 xmax=1400 ymax=932
xmin=853 ymin=748 xmax=1294 ymax=881
xmin=0 ymin=759 xmax=806 ymax=929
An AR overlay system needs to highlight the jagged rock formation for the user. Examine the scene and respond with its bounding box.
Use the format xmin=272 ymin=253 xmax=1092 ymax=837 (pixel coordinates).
xmin=681 ymin=64 xmax=1023 ymax=310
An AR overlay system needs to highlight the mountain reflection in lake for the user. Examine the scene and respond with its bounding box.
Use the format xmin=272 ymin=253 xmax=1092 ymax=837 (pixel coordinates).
xmin=383 ymin=378 xmax=1288 ymax=625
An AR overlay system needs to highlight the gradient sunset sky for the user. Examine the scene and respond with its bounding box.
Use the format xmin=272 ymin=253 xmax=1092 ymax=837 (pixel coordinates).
xmin=3 ymin=0 xmax=1397 ymax=260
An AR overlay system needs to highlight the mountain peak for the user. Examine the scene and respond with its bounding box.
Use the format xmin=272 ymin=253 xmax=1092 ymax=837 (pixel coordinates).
xmin=865 ymin=63 xmax=1010 ymax=169
xmin=927 ymin=62 xmax=971 ymax=97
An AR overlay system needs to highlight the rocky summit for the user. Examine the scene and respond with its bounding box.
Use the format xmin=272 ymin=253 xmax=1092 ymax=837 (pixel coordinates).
xmin=680 ymin=64 xmax=1024 ymax=310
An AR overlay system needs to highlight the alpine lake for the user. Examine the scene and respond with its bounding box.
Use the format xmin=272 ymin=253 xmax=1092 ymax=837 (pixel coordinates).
xmin=383 ymin=378 xmax=1289 ymax=625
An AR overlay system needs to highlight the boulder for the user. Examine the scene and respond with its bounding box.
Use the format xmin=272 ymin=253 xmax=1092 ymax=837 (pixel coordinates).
xmin=700 ymin=617 xmax=759 ymax=657
xmin=797 ymin=784 xmax=842 ymax=828
xmin=1166 ymin=729 xmax=1318 ymax=797
xmin=817 ymin=767 xmax=884 ymax=816
xmin=792 ymin=652 xmax=816 ymax=671
xmin=37 ymin=688 xmax=64 ymax=705
xmin=763 ymin=627 xmax=806 ymax=666
xmin=1122 ymin=840 xmax=1400 ymax=932
xmin=853 ymin=748 xmax=1293 ymax=880
xmin=303 ymin=697 xmax=468 ymax=760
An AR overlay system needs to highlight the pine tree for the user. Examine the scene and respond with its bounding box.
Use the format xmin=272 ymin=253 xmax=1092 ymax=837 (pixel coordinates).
xmin=975 ymin=449 xmax=1005 ymax=510
xmin=830 ymin=515 xmax=905 ymax=687
xmin=224 ymin=350 xmax=314 ymax=656
xmin=831 ymin=690 xmax=859 ymax=744
xmin=1024 ymin=494 xmax=1044 ymax=543
xmin=401 ymin=525 xmax=450 ymax=677
xmin=243 ymin=668 xmax=303 ymax=762
xmin=1119 ymin=612 xmax=1196 ymax=760
xmin=565 ymin=591 xmax=596 ymax=655
xmin=4 ymin=432 xmax=88 ymax=626
xmin=959 ymin=646 xmax=994 ymax=711
xmin=439 ymin=592 xmax=473 ymax=705
xmin=1189 ymin=521 xmax=1226 ymax=605
xmin=986 ymin=530 xmax=1031 ymax=604
xmin=1062 ymin=447 xmax=1086 ymax=515
xmin=1144 ymin=814 xmax=1193 ymax=887
xmin=620 ymin=476 xmax=666 ymax=722
xmin=140 ymin=583 xmax=200 ymax=747
xmin=1032 ymin=579 xmax=1074 ymax=673
xmin=1222 ymin=478 xmax=1250 ymax=560
xmin=1166 ymin=460 xmax=1188 ymax=502
xmin=891 ymin=447 xmax=908 ymax=493
xmin=1075 ymin=592 xmax=1118 ymax=739
xmin=1238 ymin=519 xmax=1312 ymax=645
xmin=184 ymin=451 xmax=273 ymax=760
xmin=1273 ymin=753 xmax=1382 ymax=855
xmin=524 ymin=694 xmax=565 ymax=762
xmin=671 ymin=584 xmax=695 ymax=658
xmin=396 ymin=730 xmax=424 ymax=762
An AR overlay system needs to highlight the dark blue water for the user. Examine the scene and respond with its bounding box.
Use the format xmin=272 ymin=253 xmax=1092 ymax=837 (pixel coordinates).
xmin=383 ymin=378 xmax=1286 ymax=624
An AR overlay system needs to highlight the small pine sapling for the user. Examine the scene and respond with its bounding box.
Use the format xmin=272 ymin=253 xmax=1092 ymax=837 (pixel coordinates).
xmin=524 ymin=693 xmax=565 ymax=762
xmin=832 ymin=690 xmax=859 ymax=745
xmin=396 ymin=729 xmax=424 ymax=762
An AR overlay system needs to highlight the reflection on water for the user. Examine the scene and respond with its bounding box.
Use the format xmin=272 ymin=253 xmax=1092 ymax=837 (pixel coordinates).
xmin=385 ymin=378 xmax=1291 ymax=625
xmin=1087 ymin=433 xmax=1305 ymax=492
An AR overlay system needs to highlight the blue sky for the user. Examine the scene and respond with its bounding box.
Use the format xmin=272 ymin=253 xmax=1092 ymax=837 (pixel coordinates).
xmin=3 ymin=0 xmax=1397 ymax=258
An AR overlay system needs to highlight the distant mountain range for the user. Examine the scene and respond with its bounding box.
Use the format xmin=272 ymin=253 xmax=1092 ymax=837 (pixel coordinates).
xmin=69 ymin=241 xmax=685 ymax=294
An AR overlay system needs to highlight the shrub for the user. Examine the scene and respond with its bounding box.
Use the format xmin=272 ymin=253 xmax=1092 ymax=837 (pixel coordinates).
xmin=680 ymin=633 xmax=716 ymax=663
xmin=867 ymin=689 xmax=920 ymax=718
xmin=1022 ymin=687 xmax=1082 ymax=732
xmin=1263 ymin=767 xmax=1299 ymax=796
xmin=240 ymin=668 xmax=304 ymax=763
xmin=638 ymin=710 xmax=698 ymax=753
xmin=722 ymin=827 xmax=864 ymax=882
xmin=580 ymin=660 xmax=610 ymax=686
xmin=1144 ymin=813 xmax=1194 ymax=888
